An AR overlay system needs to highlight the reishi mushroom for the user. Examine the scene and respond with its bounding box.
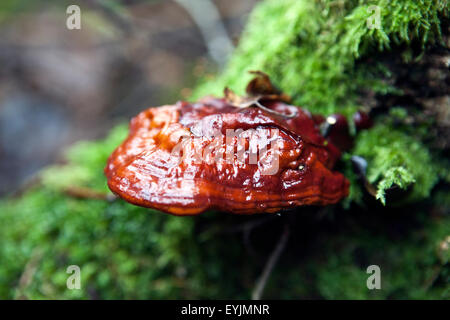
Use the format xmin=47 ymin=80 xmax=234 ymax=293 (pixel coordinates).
xmin=105 ymin=73 xmax=351 ymax=215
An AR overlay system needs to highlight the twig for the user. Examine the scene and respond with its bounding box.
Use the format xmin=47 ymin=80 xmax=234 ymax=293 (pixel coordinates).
xmin=252 ymin=223 xmax=290 ymax=300
xmin=64 ymin=186 xmax=117 ymax=202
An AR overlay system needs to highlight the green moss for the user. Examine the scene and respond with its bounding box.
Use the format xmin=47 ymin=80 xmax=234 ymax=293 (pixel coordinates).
xmin=313 ymin=214 xmax=450 ymax=299
xmin=192 ymin=0 xmax=447 ymax=116
xmin=354 ymin=124 xmax=439 ymax=204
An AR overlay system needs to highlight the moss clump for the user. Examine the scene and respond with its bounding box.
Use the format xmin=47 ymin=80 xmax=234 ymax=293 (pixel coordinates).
xmin=353 ymin=125 xmax=438 ymax=205
xmin=193 ymin=0 xmax=447 ymax=116
xmin=0 ymin=0 xmax=448 ymax=299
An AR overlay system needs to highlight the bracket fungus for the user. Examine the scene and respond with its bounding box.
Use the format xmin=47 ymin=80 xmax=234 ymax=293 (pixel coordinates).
xmin=105 ymin=72 xmax=352 ymax=215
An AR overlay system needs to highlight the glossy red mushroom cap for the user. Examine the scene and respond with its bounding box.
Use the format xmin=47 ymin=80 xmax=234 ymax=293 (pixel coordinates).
xmin=105 ymin=94 xmax=349 ymax=215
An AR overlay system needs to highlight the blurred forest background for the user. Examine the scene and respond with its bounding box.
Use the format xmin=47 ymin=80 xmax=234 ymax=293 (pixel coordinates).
xmin=0 ymin=0 xmax=257 ymax=196
xmin=0 ymin=0 xmax=449 ymax=300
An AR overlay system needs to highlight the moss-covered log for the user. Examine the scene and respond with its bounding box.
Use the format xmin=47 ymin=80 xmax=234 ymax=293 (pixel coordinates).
xmin=0 ymin=0 xmax=448 ymax=299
